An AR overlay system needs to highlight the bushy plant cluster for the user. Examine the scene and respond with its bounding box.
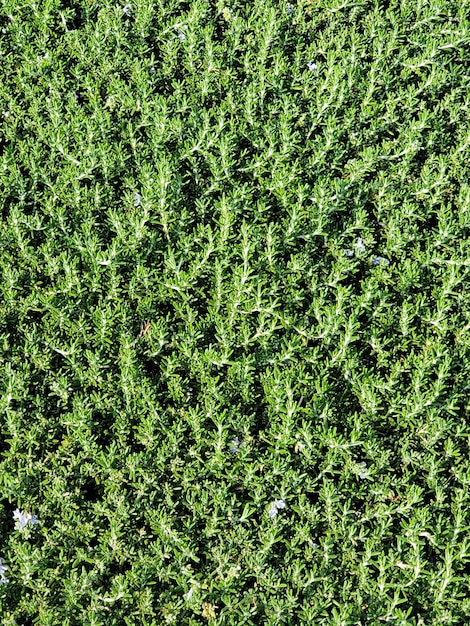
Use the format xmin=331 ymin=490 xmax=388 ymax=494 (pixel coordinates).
xmin=1 ymin=0 xmax=470 ymax=623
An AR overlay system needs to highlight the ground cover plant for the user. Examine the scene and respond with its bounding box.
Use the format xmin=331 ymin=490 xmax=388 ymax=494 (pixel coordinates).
xmin=1 ymin=0 xmax=470 ymax=623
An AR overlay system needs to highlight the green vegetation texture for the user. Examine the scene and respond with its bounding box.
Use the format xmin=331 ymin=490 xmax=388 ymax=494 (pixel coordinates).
xmin=1 ymin=0 xmax=470 ymax=624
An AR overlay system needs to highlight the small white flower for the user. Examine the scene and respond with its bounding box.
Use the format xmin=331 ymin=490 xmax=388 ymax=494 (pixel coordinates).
xmin=269 ymin=499 xmax=286 ymax=518
xmin=13 ymin=508 xmax=38 ymax=529
xmin=150 ymin=66 xmax=156 ymax=73
xmin=178 ymin=30 xmax=186 ymax=40
xmin=123 ymin=4 xmax=132 ymax=15
xmin=229 ymin=436 xmax=240 ymax=454
xmin=307 ymin=61 xmax=317 ymax=71
xmin=286 ymin=4 xmax=294 ymax=13
xmin=343 ymin=249 xmax=354 ymax=257
xmin=134 ymin=192 xmax=142 ymax=207
xmin=184 ymin=587 xmax=194 ymax=601
xmin=354 ymin=237 xmax=366 ymax=253
xmin=13 ymin=508 xmax=28 ymax=528
xmin=357 ymin=462 xmax=369 ymax=480
xmin=372 ymin=256 xmax=389 ymax=267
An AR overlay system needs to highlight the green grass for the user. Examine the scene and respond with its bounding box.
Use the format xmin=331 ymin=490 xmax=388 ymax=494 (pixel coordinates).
xmin=1 ymin=0 xmax=470 ymax=623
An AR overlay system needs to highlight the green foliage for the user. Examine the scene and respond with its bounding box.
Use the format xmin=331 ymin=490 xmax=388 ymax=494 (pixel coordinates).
xmin=1 ymin=0 xmax=470 ymax=623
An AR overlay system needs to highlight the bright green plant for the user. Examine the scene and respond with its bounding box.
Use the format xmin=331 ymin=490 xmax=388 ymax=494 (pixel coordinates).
xmin=1 ymin=0 xmax=470 ymax=624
